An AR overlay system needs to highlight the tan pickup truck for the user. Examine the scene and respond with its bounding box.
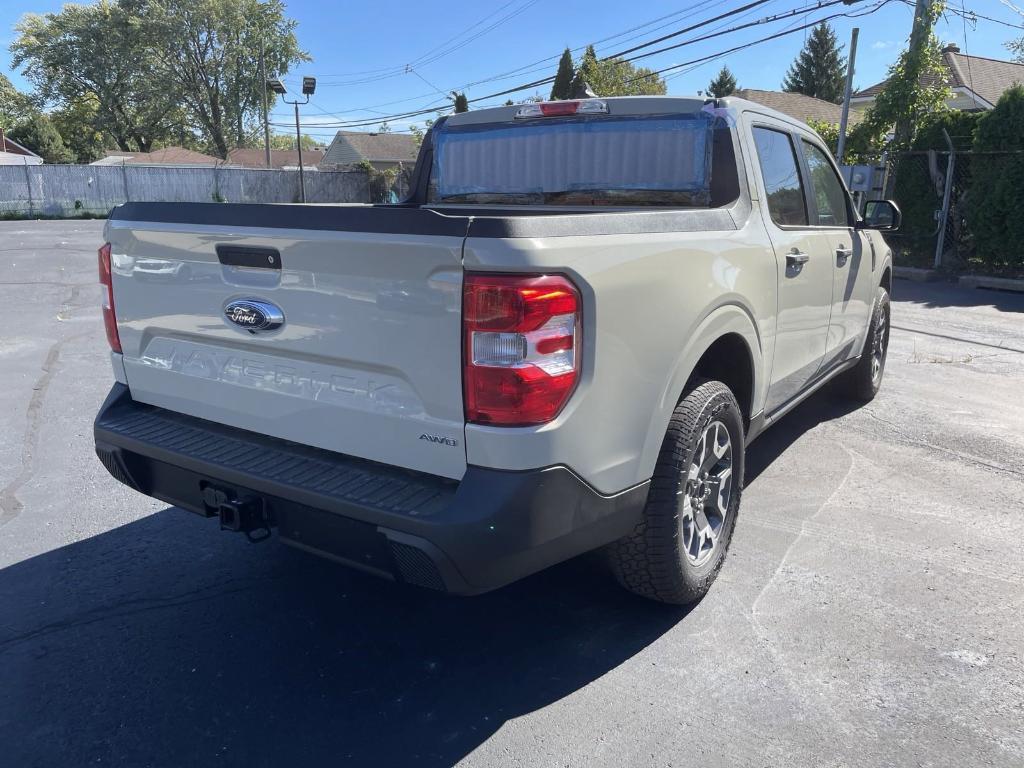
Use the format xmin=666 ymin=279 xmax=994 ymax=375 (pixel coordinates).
xmin=94 ymin=96 xmax=899 ymax=604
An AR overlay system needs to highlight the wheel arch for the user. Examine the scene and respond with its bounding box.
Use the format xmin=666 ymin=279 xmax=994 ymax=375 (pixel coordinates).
xmin=637 ymin=303 xmax=764 ymax=485
xmin=881 ymin=264 xmax=892 ymax=294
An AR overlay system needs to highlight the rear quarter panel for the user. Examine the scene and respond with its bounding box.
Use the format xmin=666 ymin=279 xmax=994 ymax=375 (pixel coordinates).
xmin=463 ymin=215 xmax=777 ymax=495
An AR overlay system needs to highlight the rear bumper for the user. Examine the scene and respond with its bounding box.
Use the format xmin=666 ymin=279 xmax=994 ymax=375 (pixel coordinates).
xmin=94 ymin=384 xmax=648 ymax=595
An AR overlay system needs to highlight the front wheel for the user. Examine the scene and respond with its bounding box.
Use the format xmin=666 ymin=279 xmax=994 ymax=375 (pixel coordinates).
xmin=608 ymin=380 xmax=744 ymax=605
xmin=838 ymin=285 xmax=890 ymax=401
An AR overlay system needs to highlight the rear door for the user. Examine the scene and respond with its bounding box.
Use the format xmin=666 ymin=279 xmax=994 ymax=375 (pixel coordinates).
xmin=106 ymin=204 xmax=468 ymax=480
xmin=796 ymin=137 xmax=873 ymax=368
xmin=749 ymin=124 xmax=835 ymax=413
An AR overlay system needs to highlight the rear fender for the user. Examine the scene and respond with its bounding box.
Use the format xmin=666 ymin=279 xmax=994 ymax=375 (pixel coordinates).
xmin=638 ymin=303 xmax=763 ymax=483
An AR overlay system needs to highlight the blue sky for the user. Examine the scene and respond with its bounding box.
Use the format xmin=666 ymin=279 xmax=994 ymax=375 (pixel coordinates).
xmin=2 ymin=0 xmax=1022 ymax=139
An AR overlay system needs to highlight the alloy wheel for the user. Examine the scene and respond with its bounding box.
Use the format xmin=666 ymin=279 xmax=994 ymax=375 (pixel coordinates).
xmin=679 ymin=420 xmax=733 ymax=567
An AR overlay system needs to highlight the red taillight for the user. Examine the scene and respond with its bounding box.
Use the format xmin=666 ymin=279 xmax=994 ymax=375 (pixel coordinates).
xmin=98 ymin=242 xmax=121 ymax=353
xmin=463 ymin=273 xmax=581 ymax=426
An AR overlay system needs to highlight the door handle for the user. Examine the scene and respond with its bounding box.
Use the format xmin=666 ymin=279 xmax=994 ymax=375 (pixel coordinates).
xmin=836 ymin=246 xmax=853 ymax=266
xmin=786 ymin=250 xmax=810 ymax=267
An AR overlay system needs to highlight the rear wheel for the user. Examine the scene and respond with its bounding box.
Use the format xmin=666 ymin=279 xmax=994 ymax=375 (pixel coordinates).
xmin=838 ymin=285 xmax=890 ymax=401
xmin=609 ymin=380 xmax=744 ymax=605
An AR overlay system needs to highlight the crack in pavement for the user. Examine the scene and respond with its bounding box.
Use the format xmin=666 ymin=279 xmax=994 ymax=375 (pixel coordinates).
xmin=859 ymin=408 xmax=1024 ymax=479
xmin=0 ymin=330 xmax=89 ymax=527
xmin=892 ymin=324 xmax=1024 ymax=354
xmin=0 ymin=578 xmax=270 ymax=652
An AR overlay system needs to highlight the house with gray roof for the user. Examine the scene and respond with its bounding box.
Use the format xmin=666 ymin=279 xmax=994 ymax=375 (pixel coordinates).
xmin=852 ymin=44 xmax=1024 ymax=112
xmin=733 ymin=89 xmax=861 ymax=126
xmin=321 ymin=131 xmax=419 ymax=171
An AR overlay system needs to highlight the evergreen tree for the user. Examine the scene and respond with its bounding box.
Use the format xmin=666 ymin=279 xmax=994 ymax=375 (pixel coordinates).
xmin=550 ymin=47 xmax=574 ymax=100
xmin=706 ymin=66 xmax=738 ymax=98
xmin=782 ymin=23 xmax=846 ymax=103
xmin=452 ymin=92 xmax=469 ymax=113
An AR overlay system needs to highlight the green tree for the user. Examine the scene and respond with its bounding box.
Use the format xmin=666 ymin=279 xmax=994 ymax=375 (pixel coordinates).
xmin=143 ymin=0 xmax=308 ymax=158
xmin=969 ymin=85 xmax=1024 ymax=267
xmin=706 ymin=66 xmax=738 ymax=98
xmin=569 ymin=45 xmax=667 ymax=97
xmin=0 ymin=73 xmax=34 ymax=131
xmin=269 ymin=133 xmax=318 ymax=151
xmin=409 ymin=119 xmax=434 ymax=149
xmin=1008 ymin=36 xmax=1023 ymax=63
xmin=550 ymin=47 xmax=574 ymax=100
xmin=806 ymin=119 xmax=882 ymax=165
xmin=782 ymin=23 xmax=846 ymax=103
xmin=11 ymin=1 xmax=177 ymax=152
xmin=50 ymin=95 xmax=110 ymax=163
xmin=8 ymin=113 xmax=74 ymax=163
xmin=451 ymin=91 xmax=469 ymax=113
xmin=859 ymin=1 xmax=949 ymax=158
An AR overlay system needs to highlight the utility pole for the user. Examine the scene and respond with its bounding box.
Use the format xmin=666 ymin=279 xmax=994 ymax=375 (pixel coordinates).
xmin=892 ymin=0 xmax=934 ymax=150
xmin=836 ymin=27 xmax=859 ymax=165
xmin=260 ymin=36 xmax=271 ymax=167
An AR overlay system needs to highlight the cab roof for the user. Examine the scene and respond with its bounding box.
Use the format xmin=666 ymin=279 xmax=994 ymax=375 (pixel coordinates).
xmin=441 ymin=95 xmax=814 ymax=132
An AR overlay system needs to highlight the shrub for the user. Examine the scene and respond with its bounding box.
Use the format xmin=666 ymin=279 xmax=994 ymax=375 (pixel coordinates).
xmin=889 ymin=111 xmax=986 ymax=265
xmin=911 ymin=110 xmax=982 ymax=151
xmin=969 ymin=85 xmax=1024 ymax=267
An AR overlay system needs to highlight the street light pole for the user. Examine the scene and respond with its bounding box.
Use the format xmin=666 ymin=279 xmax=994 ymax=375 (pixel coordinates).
xmin=267 ymin=76 xmax=316 ymax=203
xmin=294 ymin=100 xmax=305 ymax=203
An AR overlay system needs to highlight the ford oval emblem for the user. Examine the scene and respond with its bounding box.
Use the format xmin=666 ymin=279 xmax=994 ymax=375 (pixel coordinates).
xmin=223 ymin=298 xmax=285 ymax=334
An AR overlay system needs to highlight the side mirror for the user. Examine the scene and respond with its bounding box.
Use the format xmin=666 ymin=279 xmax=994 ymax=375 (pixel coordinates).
xmin=859 ymin=199 xmax=902 ymax=232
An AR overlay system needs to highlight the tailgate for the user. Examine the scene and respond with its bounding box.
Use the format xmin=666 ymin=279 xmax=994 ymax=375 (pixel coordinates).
xmin=105 ymin=203 xmax=469 ymax=480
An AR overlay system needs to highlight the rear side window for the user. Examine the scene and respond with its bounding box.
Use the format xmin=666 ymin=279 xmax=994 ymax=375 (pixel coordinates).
xmin=752 ymin=127 xmax=807 ymax=226
xmin=800 ymin=140 xmax=850 ymax=227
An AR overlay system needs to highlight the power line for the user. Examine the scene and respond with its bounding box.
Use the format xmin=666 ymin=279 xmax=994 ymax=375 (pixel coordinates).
xmin=938 ymin=2 xmax=1024 ymax=30
xmin=308 ymin=0 xmax=729 ymax=90
xmin=303 ymin=0 xmax=539 ymax=85
xmin=289 ymin=1 xmax=807 ymax=127
xmin=301 ymin=0 xmax=734 ymax=128
xmin=621 ymin=0 xmax=892 ymax=83
xmin=280 ymin=0 xmax=893 ymax=134
xmin=617 ymin=0 xmax=850 ymax=64
xmin=604 ymin=0 xmax=775 ymax=59
xmin=288 ymin=0 xmax=873 ymax=129
xmin=662 ymin=4 xmax=811 ymax=83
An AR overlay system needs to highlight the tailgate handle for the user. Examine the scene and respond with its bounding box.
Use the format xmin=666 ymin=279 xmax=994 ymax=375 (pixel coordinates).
xmin=216 ymin=245 xmax=281 ymax=270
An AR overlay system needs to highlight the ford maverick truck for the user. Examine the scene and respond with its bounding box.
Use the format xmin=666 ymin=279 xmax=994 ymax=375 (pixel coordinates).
xmin=94 ymin=96 xmax=899 ymax=604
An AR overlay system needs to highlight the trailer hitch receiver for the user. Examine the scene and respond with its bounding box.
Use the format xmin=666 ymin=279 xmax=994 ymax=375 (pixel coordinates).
xmin=202 ymin=484 xmax=273 ymax=542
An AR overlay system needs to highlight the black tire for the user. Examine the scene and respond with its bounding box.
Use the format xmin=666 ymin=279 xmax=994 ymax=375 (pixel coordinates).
xmin=838 ymin=285 xmax=890 ymax=401
xmin=608 ymin=380 xmax=744 ymax=605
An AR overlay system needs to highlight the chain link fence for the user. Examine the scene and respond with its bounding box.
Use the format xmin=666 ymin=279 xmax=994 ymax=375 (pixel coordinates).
xmin=886 ymin=150 xmax=1024 ymax=272
xmin=0 ymin=163 xmax=412 ymax=218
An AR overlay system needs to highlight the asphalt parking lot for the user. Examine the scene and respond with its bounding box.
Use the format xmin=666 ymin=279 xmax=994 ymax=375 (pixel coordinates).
xmin=2 ymin=219 xmax=1022 ymax=767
